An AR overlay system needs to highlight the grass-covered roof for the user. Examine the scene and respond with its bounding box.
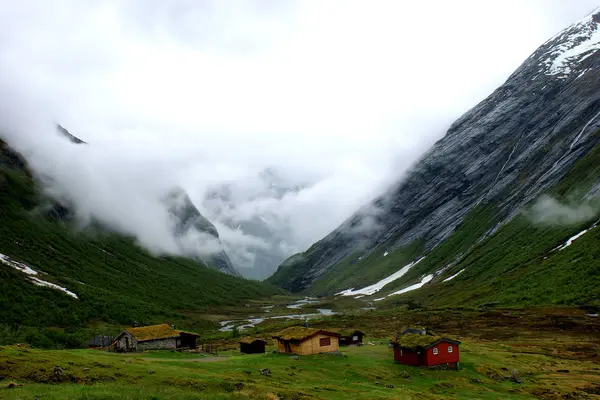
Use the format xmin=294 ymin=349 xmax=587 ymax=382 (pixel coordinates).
xmin=239 ymin=337 xmax=267 ymax=344
xmin=391 ymin=334 xmax=460 ymax=351
xmin=126 ymin=324 xmax=199 ymax=342
xmin=330 ymin=328 xmax=366 ymax=337
xmin=272 ymin=327 xmax=340 ymax=341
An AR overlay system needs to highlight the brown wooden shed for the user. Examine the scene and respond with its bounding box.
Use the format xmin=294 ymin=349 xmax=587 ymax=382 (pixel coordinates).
xmin=335 ymin=329 xmax=366 ymax=346
xmin=239 ymin=338 xmax=267 ymax=354
xmin=272 ymin=327 xmax=341 ymax=355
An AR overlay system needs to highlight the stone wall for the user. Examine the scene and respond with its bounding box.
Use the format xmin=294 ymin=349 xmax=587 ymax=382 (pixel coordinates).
xmin=137 ymin=338 xmax=177 ymax=351
xmin=115 ymin=332 xmax=138 ymax=352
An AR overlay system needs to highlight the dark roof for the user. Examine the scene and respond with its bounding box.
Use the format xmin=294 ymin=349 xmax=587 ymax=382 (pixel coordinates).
xmin=239 ymin=338 xmax=267 ymax=345
xmin=402 ymin=328 xmax=426 ymax=335
xmin=391 ymin=334 xmax=461 ymax=351
xmin=272 ymin=327 xmax=341 ymax=341
xmin=331 ymin=328 xmax=366 ymax=337
xmin=119 ymin=324 xmax=200 ymax=342
xmin=88 ymin=335 xmax=113 ymax=346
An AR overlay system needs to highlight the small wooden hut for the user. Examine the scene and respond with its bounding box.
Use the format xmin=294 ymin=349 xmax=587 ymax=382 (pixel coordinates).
xmin=239 ymin=338 xmax=267 ymax=354
xmin=335 ymin=329 xmax=366 ymax=346
xmin=112 ymin=324 xmax=200 ymax=352
xmin=272 ymin=327 xmax=341 ymax=355
xmin=88 ymin=335 xmax=114 ymax=349
xmin=391 ymin=333 xmax=461 ymax=368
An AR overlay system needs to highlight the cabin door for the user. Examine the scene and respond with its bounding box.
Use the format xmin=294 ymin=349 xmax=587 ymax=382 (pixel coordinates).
xmin=125 ymin=337 xmax=129 ymax=350
xmin=285 ymin=342 xmax=292 ymax=353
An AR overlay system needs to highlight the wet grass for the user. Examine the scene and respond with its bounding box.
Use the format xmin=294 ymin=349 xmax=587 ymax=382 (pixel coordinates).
xmin=1 ymin=308 xmax=599 ymax=400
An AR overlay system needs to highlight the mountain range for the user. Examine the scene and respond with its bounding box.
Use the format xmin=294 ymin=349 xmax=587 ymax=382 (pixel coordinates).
xmin=267 ymin=7 xmax=600 ymax=307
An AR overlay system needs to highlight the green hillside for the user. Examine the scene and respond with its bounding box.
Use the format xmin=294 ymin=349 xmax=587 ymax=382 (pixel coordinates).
xmin=0 ymin=139 xmax=284 ymax=348
xmin=270 ymin=139 xmax=600 ymax=308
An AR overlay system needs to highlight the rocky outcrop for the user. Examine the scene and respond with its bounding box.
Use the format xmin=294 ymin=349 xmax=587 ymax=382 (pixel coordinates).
xmin=268 ymin=8 xmax=600 ymax=292
xmin=163 ymin=188 xmax=239 ymax=276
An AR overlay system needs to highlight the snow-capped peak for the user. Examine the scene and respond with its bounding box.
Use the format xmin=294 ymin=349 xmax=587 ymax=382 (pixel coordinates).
xmin=539 ymin=7 xmax=600 ymax=78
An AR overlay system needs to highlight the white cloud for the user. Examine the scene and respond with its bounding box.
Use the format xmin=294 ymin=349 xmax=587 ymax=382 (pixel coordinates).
xmin=0 ymin=0 xmax=597 ymax=277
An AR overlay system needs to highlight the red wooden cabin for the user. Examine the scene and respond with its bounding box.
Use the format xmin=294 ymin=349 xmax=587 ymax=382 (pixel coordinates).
xmin=392 ymin=334 xmax=461 ymax=369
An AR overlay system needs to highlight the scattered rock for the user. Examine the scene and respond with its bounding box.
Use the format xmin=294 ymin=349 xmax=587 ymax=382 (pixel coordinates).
xmin=436 ymin=382 xmax=453 ymax=389
xmin=126 ymin=359 xmax=132 ymax=364
xmin=398 ymin=371 xmax=411 ymax=379
xmin=290 ymin=356 xmax=299 ymax=360
xmin=234 ymin=382 xmax=244 ymax=391
xmin=386 ymin=384 xmax=394 ymax=388
xmin=260 ymin=368 xmax=271 ymax=376
xmin=83 ymin=368 xmax=90 ymax=372
xmin=581 ymin=384 xmax=600 ymax=395
xmin=509 ymin=370 xmax=522 ymax=384
xmin=470 ymin=378 xmax=483 ymax=384
xmin=375 ymin=382 xmax=382 ymax=386
xmin=49 ymin=366 xmax=64 ymax=381
xmin=147 ymin=370 xmax=155 ymax=375
xmin=289 ymin=372 xmax=296 ymax=376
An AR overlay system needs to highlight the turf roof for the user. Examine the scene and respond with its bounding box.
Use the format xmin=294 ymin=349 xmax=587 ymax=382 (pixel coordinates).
xmin=125 ymin=324 xmax=199 ymax=342
xmin=272 ymin=327 xmax=340 ymax=341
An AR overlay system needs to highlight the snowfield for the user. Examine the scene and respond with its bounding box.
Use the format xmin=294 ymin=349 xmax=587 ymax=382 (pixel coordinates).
xmin=336 ymin=257 xmax=426 ymax=297
xmin=0 ymin=252 xmax=78 ymax=299
xmin=541 ymin=7 xmax=600 ymax=77
xmin=443 ymin=269 xmax=465 ymax=282
xmin=374 ymin=274 xmax=434 ymax=301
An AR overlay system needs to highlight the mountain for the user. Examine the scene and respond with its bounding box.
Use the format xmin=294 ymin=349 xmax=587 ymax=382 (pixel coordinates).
xmin=52 ymin=124 xmax=239 ymax=276
xmin=163 ymin=187 xmax=239 ymax=276
xmin=0 ymin=136 xmax=281 ymax=347
xmin=267 ymin=8 xmax=600 ymax=307
xmin=203 ymin=168 xmax=310 ymax=280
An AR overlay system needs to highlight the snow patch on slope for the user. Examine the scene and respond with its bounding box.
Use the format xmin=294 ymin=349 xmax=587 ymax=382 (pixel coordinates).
xmin=0 ymin=253 xmax=38 ymax=276
xmin=541 ymin=8 xmax=600 ymax=77
xmin=443 ymin=269 xmax=465 ymax=282
xmin=0 ymin=252 xmax=78 ymax=299
xmin=336 ymin=257 xmax=426 ymax=297
xmin=374 ymin=274 xmax=434 ymax=301
xmin=30 ymin=277 xmax=79 ymax=299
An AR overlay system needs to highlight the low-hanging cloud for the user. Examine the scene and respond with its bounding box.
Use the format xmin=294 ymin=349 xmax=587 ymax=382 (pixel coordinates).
xmin=527 ymin=195 xmax=599 ymax=226
xmin=1 ymin=0 xmax=598 ymax=278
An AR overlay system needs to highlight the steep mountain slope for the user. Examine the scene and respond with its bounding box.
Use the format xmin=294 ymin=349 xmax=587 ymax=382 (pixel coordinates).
xmin=53 ymin=125 xmax=239 ymax=276
xmin=0 ymin=138 xmax=282 ymax=347
xmin=268 ymin=8 xmax=600 ymax=304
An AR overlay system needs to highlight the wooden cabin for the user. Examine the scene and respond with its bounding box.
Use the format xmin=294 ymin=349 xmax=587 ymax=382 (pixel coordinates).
xmin=272 ymin=327 xmax=341 ymax=355
xmin=391 ymin=333 xmax=461 ymax=368
xmin=239 ymin=338 xmax=267 ymax=354
xmin=88 ymin=335 xmax=114 ymax=349
xmin=112 ymin=324 xmax=200 ymax=352
xmin=335 ymin=329 xmax=366 ymax=346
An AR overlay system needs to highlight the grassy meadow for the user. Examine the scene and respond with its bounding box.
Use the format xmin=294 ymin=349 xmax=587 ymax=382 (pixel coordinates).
xmin=1 ymin=306 xmax=599 ymax=400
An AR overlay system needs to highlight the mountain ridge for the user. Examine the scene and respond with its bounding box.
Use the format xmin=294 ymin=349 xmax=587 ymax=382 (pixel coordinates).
xmin=267 ymin=9 xmax=600 ymax=298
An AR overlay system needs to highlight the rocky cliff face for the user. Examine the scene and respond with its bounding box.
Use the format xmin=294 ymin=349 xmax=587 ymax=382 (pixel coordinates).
xmin=268 ymin=8 xmax=600 ymax=293
xmin=163 ymin=188 xmax=239 ymax=276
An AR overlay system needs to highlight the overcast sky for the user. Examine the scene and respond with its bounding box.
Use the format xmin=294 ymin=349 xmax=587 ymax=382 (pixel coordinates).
xmin=0 ymin=0 xmax=598 ymax=277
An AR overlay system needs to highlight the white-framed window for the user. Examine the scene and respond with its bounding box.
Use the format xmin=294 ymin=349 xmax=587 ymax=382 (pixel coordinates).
xmin=448 ymin=346 xmax=453 ymax=353
xmin=433 ymin=347 xmax=439 ymax=355
xmin=352 ymin=336 xmax=358 ymax=341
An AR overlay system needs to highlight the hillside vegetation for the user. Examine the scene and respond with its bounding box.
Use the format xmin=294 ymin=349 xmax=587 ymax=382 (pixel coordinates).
xmin=0 ymin=139 xmax=284 ymax=348
xmin=270 ymin=140 xmax=600 ymax=309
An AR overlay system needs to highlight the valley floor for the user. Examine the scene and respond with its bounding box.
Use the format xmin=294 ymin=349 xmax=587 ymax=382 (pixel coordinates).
xmin=1 ymin=307 xmax=599 ymax=400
